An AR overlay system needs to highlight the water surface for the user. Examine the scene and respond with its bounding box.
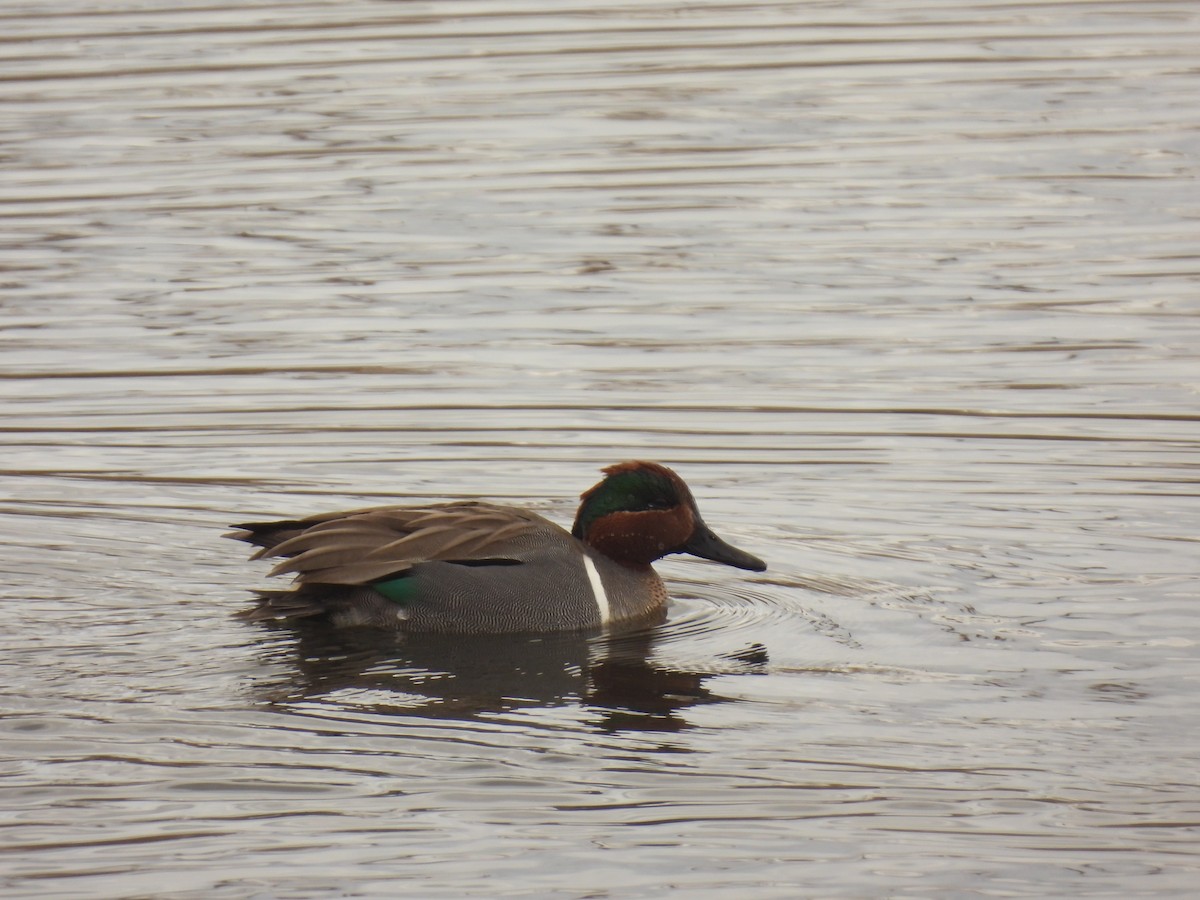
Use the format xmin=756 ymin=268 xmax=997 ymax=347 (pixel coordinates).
xmin=2 ymin=1 xmax=1199 ymax=896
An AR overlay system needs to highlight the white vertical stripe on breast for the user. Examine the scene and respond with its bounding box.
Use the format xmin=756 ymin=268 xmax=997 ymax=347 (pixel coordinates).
xmin=582 ymin=555 xmax=611 ymax=624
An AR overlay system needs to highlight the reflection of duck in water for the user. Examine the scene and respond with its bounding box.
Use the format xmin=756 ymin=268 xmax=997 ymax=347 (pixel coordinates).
xmin=253 ymin=620 xmax=767 ymax=733
xmin=229 ymin=461 xmax=765 ymax=633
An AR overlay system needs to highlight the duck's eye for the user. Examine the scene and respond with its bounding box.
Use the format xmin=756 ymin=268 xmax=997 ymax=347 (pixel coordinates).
xmin=642 ymin=498 xmax=673 ymax=511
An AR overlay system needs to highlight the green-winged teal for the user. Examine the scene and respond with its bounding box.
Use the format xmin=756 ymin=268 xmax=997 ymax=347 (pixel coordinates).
xmin=229 ymin=461 xmax=765 ymax=632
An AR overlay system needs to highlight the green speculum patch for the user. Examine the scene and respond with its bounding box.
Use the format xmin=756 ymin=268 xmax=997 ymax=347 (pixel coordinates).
xmin=372 ymin=574 xmax=419 ymax=606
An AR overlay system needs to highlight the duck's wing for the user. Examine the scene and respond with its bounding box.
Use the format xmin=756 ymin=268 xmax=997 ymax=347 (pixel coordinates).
xmin=227 ymin=502 xmax=551 ymax=586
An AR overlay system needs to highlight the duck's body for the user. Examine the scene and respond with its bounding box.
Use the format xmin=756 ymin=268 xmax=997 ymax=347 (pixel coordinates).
xmin=229 ymin=461 xmax=765 ymax=633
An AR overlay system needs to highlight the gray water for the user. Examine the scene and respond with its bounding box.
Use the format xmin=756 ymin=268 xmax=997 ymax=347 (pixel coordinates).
xmin=2 ymin=1 xmax=1198 ymax=896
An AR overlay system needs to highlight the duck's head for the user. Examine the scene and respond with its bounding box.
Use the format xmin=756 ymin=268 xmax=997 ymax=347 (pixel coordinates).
xmin=571 ymin=461 xmax=766 ymax=572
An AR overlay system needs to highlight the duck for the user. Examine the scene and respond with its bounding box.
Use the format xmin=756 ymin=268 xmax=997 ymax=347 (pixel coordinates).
xmin=228 ymin=460 xmax=766 ymax=633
